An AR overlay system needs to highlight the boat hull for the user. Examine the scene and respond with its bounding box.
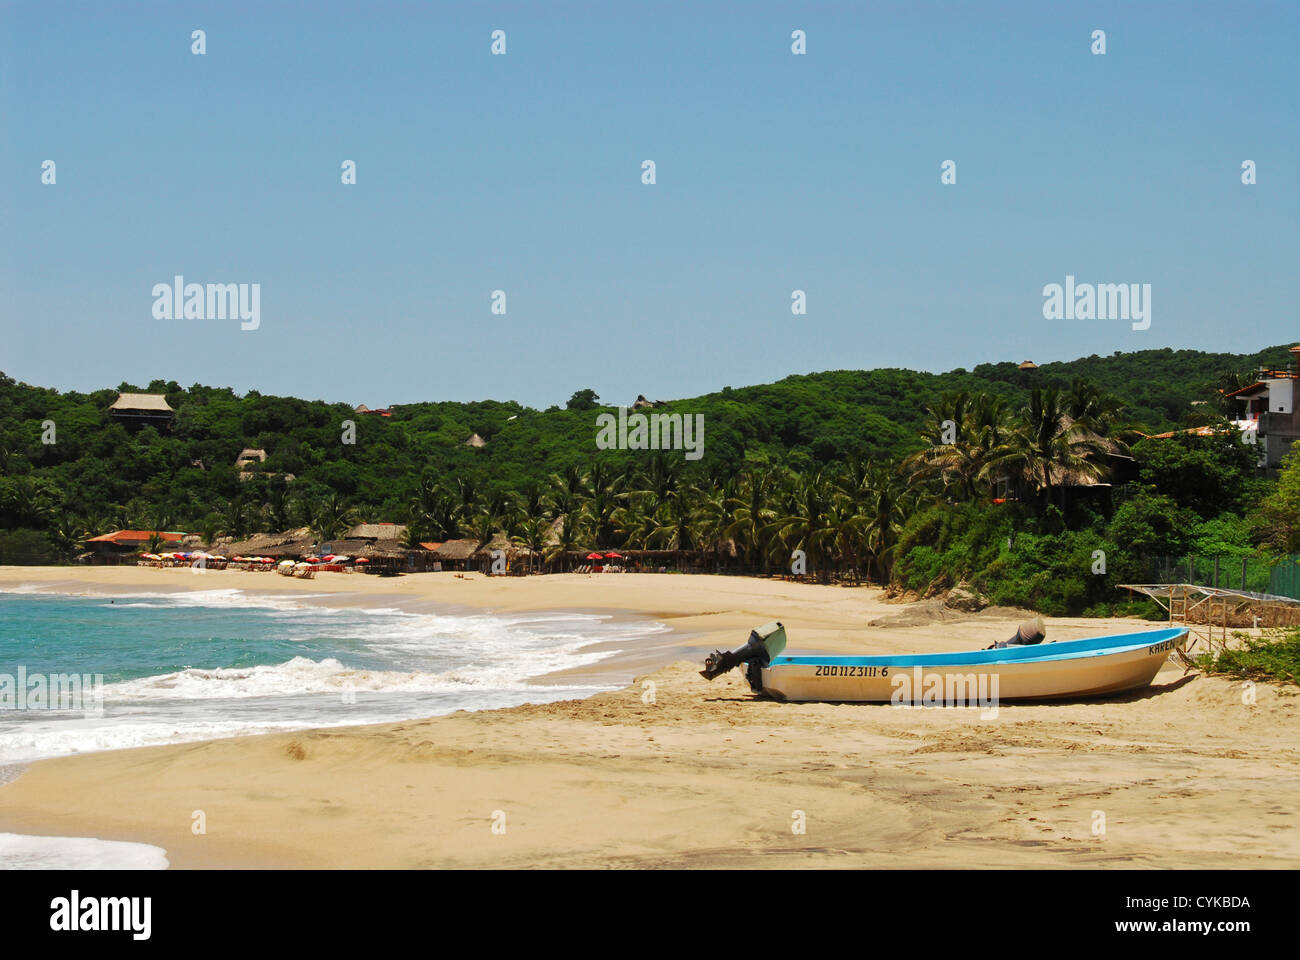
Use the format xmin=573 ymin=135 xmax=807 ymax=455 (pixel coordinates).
xmin=759 ymin=628 xmax=1187 ymax=703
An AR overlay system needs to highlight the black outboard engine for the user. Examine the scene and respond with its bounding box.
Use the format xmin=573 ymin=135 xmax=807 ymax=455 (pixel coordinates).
xmin=700 ymin=622 xmax=788 ymax=692
xmin=987 ymin=616 xmax=1046 ymax=649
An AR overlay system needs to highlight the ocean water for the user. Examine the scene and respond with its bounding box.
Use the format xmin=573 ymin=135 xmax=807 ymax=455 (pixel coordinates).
xmin=0 ymin=587 xmax=668 ymax=866
xmin=0 ymin=588 xmax=667 ymax=764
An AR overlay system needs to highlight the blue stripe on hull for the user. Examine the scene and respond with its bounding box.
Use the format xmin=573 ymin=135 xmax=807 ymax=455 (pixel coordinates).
xmin=770 ymin=627 xmax=1186 ymax=668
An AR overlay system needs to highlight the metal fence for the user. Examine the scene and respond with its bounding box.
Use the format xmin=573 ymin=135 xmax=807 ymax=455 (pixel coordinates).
xmin=1149 ymin=554 xmax=1300 ymax=600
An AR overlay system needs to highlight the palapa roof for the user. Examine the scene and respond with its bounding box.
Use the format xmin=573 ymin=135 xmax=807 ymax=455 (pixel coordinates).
xmin=431 ymin=539 xmax=479 ymax=560
xmin=322 ymin=538 xmax=407 ymax=558
xmin=347 ymin=522 xmax=407 ymax=540
xmin=217 ymin=532 xmax=411 ymax=559
xmin=474 ymin=532 xmax=523 ymax=556
xmin=465 ymin=433 xmax=486 ymax=447
xmin=110 ymin=393 xmax=173 ymax=412
xmin=214 ymin=527 xmax=311 ymax=557
xmin=88 ymin=529 xmax=185 ymax=544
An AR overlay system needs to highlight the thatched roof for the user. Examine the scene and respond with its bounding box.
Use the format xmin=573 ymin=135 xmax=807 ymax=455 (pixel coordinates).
xmin=465 ymin=433 xmax=486 ymax=447
xmin=255 ymin=539 xmax=316 ymax=558
xmin=110 ymin=393 xmax=173 ymax=412
xmin=347 ymin=522 xmax=407 ymax=540
xmin=216 ymin=528 xmax=311 ymax=556
xmin=431 ymin=539 xmax=479 ymax=560
xmin=474 ymin=532 xmax=526 ymax=557
xmin=218 ymin=532 xmax=411 ymax=559
xmin=325 ymin=538 xmax=407 ymax=558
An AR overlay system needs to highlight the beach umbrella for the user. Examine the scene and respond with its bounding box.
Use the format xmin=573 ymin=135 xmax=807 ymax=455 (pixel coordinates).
xmin=306 ymin=556 xmax=321 ymax=562
xmin=333 ymin=556 xmax=350 ymax=563
xmin=586 ymin=552 xmax=604 ymax=560
xmin=355 ymin=558 xmax=369 ymax=563
xmin=604 ymin=552 xmax=622 ymax=559
xmin=279 ymin=560 xmax=294 ymax=566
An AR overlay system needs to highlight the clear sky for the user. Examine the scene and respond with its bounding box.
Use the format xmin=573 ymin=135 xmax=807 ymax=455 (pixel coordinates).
xmin=2 ymin=1 xmax=1296 ymax=409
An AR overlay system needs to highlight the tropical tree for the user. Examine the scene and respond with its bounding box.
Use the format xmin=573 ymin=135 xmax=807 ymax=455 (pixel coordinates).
xmin=310 ymin=494 xmax=357 ymax=543
xmin=544 ymin=514 xmax=583 ymax=571
xmin=765 ymin=471 xmax=840 ymax=582
xmin=725 ymin=470 xmax=777 ymax=572
xmin=512 ymin=517 xmax=552 ymax=574
xmin=982 ymin=387 xmax=1110 ymax=511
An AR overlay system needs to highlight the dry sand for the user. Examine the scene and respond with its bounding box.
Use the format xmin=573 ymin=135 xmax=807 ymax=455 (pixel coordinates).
xmin=1 ymin=566 xmax=1296 ymax=868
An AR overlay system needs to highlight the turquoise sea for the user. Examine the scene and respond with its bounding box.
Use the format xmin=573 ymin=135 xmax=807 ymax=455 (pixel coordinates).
xmin=0 ymin=587 xmax=667 ymax=766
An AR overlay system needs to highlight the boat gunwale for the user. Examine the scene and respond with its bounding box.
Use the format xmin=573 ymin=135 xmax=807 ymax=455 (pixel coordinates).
xmin=768 ymin=627 xmax=1187 ymax=669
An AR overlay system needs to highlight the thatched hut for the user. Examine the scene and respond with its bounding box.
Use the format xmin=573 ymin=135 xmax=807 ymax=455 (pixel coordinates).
xmin=428 ymin=539 xmax=479 ymax=571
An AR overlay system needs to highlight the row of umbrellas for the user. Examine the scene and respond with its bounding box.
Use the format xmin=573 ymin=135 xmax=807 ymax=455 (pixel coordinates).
xmin=586 ymin=552 xmax=624 ymax=560
xmin=141 ymin=552 xmax=371 ymax=563
xmin=141 ymin=551 xmax=222 ymax=561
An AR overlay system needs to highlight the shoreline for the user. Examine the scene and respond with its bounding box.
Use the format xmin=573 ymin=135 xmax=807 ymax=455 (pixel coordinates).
xmin=1 ymin=566 xmax=1297 ymax=868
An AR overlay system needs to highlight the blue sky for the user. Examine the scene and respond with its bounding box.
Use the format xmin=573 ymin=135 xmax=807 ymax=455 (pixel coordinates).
xmin=2 ymin=1 xmax=1296 ymax=409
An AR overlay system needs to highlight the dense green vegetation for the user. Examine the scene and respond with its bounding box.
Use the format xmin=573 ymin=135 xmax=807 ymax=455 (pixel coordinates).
xmin=1197 ymin=628 xmax=1300 ymax=685
xmin=1 ymin=343 xmax=1295 ymax=616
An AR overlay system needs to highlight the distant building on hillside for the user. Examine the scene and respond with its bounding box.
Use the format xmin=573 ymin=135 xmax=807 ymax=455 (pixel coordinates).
xmin=109 ymin=393 xmax=174 ymax=430
xmin=1017 ymin=360 xmax=1038 ymax=371
xmin=465 ymin=433 xmax=486 ymax=447
xmin=235 ymin=447 xmax=267 ymax=472
xmin=355 ymin=404 xmax=392 ymax=417
xmin=1223 ymin=345 xmax=1300 ymax=469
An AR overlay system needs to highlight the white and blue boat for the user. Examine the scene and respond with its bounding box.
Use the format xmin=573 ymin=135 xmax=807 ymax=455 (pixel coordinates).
xmin=700 ymin=622 xmax=1189 ymax=702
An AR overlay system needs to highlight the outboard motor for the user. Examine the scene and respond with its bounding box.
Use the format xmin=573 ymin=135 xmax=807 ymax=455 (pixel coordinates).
xmin=700 ymin=621 xmax=788 ymax=691
xmin=989 ymin=616 xmax=1046 ymax=649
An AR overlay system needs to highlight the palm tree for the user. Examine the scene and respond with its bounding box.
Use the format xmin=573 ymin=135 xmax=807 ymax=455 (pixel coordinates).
xmin=544 ymin=514 xmax=583 ymax=571
xmin=223 ymin=497 xmax=250 ymax=541
xmin=198 ymin=514 xmax=222 ymax=549
xmin=649 ymin=497 xmax=700 ymax=553
xmin=631 ymin=454 xmax=682 ymax=513
xmin=467 ymin=510 xmax=498 ymax=553
xmin=310 ymin=493 xmax=356 ymax=544
xmin=904 ymin=391 xmax=1010 ymax=502
xmin=518 ymin=480 xmax=549 ymax=520
xmin=48 ymin=513 xmax=89 ymax=561
xmin=725 ymin=470 xmax=776 ymax=573
xmin=859 ymin=463 xmax=911 ymax=581
xmin=512 ymin=517 xmax=551 ymax=574
xmin=582 ymin=487 xmax=622 ymax=548
xmin=263 ymin=477 xmax=293 ymax=532
xmin=983 ymin=387 xmax=1109 ymax=511
xmin=764 ymin=471 xmax=841 ymax=582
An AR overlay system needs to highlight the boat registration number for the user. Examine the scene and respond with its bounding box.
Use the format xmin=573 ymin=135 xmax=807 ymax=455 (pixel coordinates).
xmin=1147 ymin=640 xmax=1176 ymax=655
xmin=814 ymin=665 xmax=888 ymax=677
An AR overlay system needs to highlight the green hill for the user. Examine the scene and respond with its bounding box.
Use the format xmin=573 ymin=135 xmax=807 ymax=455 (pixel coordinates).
xmin=0 ymin=343 xmax=1290 ymax=562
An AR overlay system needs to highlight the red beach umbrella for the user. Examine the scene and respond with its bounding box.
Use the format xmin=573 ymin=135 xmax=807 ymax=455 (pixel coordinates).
xmin=604 ymin=552 xmax=622 ymax=559
xmin=586 ymin=552 xmax=604 ymax=560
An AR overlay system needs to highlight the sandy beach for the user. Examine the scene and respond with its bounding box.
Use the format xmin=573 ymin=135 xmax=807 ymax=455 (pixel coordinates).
xmin=1 ymin=566 xmax=1297 ymax=868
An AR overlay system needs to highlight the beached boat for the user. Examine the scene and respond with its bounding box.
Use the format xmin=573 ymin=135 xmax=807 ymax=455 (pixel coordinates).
xmin=699 ymin=622 xmax=1188 ymax=702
